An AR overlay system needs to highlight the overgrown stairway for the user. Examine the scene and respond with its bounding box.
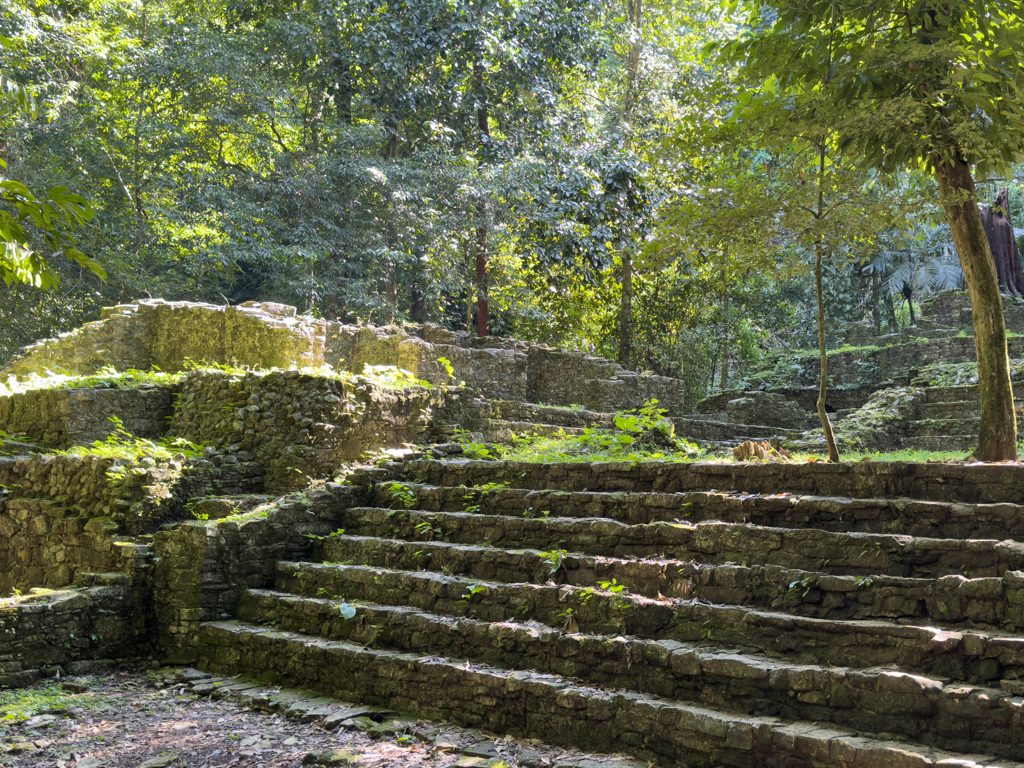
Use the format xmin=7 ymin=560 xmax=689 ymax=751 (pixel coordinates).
xmin=196 ymin=459 xmax=1024 ymax=767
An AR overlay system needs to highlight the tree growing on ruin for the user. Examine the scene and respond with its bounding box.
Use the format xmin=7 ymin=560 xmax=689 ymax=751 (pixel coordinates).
xmin=723 ymin=0 xmax=1024 ymax=461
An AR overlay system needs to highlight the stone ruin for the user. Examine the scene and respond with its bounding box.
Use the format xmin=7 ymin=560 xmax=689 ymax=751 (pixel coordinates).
xmin=699 ymin=290 xmax=1024 ymax=454
xmin=2 ymin=296 xmax=1024 ymax=768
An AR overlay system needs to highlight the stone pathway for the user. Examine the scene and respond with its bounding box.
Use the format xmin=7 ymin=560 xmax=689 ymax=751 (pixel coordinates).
xmin=0 ymin=670 xmax=641 ymax=768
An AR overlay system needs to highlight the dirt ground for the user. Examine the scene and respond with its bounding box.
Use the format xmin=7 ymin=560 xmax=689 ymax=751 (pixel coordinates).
xmin=0 ymin=672 xmax=639 ymax=768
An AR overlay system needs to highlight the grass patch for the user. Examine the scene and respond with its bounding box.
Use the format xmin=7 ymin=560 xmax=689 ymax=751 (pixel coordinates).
xmin=0 ymin=681 xmax=116 ymax=728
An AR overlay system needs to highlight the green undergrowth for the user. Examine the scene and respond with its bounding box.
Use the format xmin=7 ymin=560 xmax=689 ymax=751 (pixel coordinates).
xmin=475 ymin=400 xmax=705 ymax=463
xmin=57 ymin=416 xmax=206 ymax=464
xmin=0 ymin=681 xmax=117 ymax=732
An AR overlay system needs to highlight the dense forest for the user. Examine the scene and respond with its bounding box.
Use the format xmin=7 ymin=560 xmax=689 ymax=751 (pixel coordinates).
xmin=2 ymin=0 xmax=1024 ymax=413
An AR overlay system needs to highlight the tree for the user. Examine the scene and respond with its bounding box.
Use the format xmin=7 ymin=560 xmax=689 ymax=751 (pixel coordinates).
xmin=1 ymin=54 xmax=102 ymax=290
xmin=981 ymin=186 xmax=1024 ymax=298
xmin=724 ymin=0 xmax=1024 ymax=460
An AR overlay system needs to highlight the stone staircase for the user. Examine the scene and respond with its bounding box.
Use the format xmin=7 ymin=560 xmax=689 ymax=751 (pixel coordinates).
xmin=196 ymin=459 xmax=1024 ymax=768
xmin=790 ymin=384 xmax=1024 ymax=454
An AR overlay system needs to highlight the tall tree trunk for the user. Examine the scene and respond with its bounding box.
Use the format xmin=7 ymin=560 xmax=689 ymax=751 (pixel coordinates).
xmin=884 ymin=292 xmax=899 ymax=332
xmin=464 ymin=239 xmax=474 ymax=333
xmin=615 ymin=0 xmax=643 ymax=365
xmin=719 ymin=266 xmax=729 ymax=390
xmin=934 ymin=157 xmax=1017 ymax=461
xmin=334 ymin=56 xmax=353 ymax=125
xmin=475 ymin=105 xmax=490 ymax=338
xmin=410 ymin=248 xmax=426 ymax=324
xmin=812 ymin=140 xmax=840 ymax=462
xmin=870 ymin=271 xmax=881 ymax=333
xmin=815 ymin=244 xmax=840 ymax=462
xmin=619 ymin=253 xmax=633 ymax=365
xmin=981 ymin=185 xmax=1024 ymax=298
xmin=385 ymin=258 xmax=398 ymax=322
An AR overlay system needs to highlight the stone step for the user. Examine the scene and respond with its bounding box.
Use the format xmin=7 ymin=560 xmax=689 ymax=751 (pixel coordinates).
xmin=901 ymin=436 xmax=976 ymax=452
xmin=198 ymin=620 xmax=1024 ymax=768
xmin=489 ymin=401 xmax=614 ymax=429
xmin=273 ymin=561 xmax=1024 ymax=682
xmin=399 ymin=458 xmax=1024 ymax=504
xmin=236 ymin=588 xmax=1024 ymax=759
xmin=341 ymin=506 xmax=1024 ymax=578
xmin=320 ymin=534 xmax=688 ymax=598
xmin=669 ymin=418 xmax=785 ymax=443
xmin=373 ymin=483 xmax=1024 ymax=540
xmin=317 ymin=535 xmax=1024 ymax=630
xmin=916 ymin=401 xmax=982 ymax=420
xmin=909 ymin=418 xmax=981 ymax=438
xmin=924 ymin=386 xmax=982 ymax=404
xmin=480 ymin=420 xmax=590 ymax=441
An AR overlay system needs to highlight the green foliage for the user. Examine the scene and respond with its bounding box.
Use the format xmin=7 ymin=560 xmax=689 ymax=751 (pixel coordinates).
xmin=538 ymin=549 xmax=569 ymax=574
xmin=500 ymin=400 xmax=703 ymax=463
xmin=0 ymin=682 xmax=115 ymax=725
xmin=0 ymin=35 xmax=103 ymax=291
xmin=385 ymin=482 xmax=418 ymax=510
xmin=59 ymin=416 xmax=206 ymax=464
xmin=0 ymin=367 xmax=182 ymax=397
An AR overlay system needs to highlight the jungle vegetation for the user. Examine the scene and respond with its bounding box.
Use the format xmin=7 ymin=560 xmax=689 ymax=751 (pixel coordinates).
xmin=2 ymin=0 xmax=1024 ymax=456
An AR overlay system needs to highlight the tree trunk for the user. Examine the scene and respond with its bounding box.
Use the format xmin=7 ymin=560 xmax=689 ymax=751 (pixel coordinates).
xmin=334 ymin=57 xmax=353 ymax=125
xmin=619 ymin=252 xmax=633 ymax=365
xmin=815 ymin=245 xmax=840 ymax=462
xmin=475 ymin=105 xmax=490 ymax=338
xmin=464 ymin=239 xmax=474 ymax=333
xmin=615 ymin=0 xmax=642 ymax=364
xmin=981 ymin=185 xmax=1024 ymax=298
xmin=934 ymin=157 xmax=1017 ymax=461
xmin=385 ymin=258 xmax=398 ymax=322
xmin=719 ymin=266 xmax=729 ymax=390
xmin=871 ymin=271 xmax=881 ymax=333
xmin=884 ymin=292 xmax=899 ymax=332
xmin=410 ymin=248 xmax=426 ymax=324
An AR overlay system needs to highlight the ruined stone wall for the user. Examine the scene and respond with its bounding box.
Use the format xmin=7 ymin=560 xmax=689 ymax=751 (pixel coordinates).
xmin=0 ymin=451 xmax=266 ymax=593
xmin=169 ymin=370 xmax=432 ymax=491
xmin=0 ymin=453 xmax=251 ymax=535
xmin=151 ymin=482 xmax=362 ymax=662
xmin=0 ymin=574 xmax=147 ymax=687
xmin=918 ymin=291 xmax=1024 ymax=333
xmin=5 ymin=301 xmax=691 ymax=416
xmin=0 ymin=386 xmax=174 ymax=449
xmin=3 ymin=300 xmax=325 ymax=378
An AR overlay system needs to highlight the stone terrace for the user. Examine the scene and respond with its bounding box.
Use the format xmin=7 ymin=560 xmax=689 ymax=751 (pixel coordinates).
xmin=194 ymin=458 xmax=1024 ymax=768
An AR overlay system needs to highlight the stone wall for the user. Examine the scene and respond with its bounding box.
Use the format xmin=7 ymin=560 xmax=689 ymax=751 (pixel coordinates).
xmin=0 ymin=453 xmax=252 ymax=536
xmin=0 ymin=452 xmax=266 ymax=594
xmin=169 ymin=370 xmax=433 ymax=491
xmin=918 ymin=291 xmax=1024 ymax=334
xmin=151 ymin=482 xmax=363 ymax=662
xmin=0 ymin=573 xmax=147 ymax=687
xmin=5 ymin=301 xmax=690 ymax=416
xmin=0 ymin=385 xmax=174 ymax=449
xmin=3 ymin=300 xmax=325 ymax=377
